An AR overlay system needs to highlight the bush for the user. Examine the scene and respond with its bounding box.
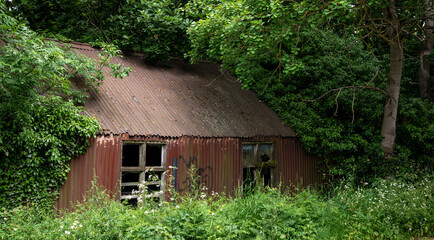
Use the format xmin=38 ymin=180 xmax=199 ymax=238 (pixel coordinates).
xmin=0 ymin=175 xmax=432 ymax=239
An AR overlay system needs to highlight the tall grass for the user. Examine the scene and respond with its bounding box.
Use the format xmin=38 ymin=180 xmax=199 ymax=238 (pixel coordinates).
xmin=0 ymin=174 xmax=432 ymax=239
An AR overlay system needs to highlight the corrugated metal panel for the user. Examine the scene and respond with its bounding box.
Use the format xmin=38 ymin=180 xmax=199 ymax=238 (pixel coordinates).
xmin=70 ymin=43 xmax=295 ymax=138
xmin=56 ymin=135 xmax=122 ymax=210
xmin=56 ymin=135 xmax=322 ymax=209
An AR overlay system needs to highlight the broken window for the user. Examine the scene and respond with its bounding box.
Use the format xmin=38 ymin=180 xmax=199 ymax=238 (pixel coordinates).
xmin=242 ymin=143 xmax=275 ymax=191
xmin=120 ymin=142 xmax=166 ymax=205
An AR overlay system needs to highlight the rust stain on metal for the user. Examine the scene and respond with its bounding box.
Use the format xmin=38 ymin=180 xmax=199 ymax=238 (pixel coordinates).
xmin=56 ymin=135 xmax=323 ymax=209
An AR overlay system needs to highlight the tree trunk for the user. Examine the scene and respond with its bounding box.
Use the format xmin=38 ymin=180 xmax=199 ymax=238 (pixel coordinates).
xmin=420 ymin=0 xmax=434 ymax=100
xmin=381 ymin=0 xmax=403 ymax=159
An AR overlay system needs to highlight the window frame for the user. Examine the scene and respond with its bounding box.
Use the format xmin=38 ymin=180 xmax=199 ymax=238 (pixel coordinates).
xmin=242 ymin=142 xmax=275 ymax=187
xmin=120 ymin=141 xmax=167 ymax=203
xmin=242 ymin=142 xmax=275 ymax=168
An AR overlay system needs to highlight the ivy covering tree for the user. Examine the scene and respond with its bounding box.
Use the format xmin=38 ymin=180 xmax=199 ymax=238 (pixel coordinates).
xmin=0 ymin=3 xmax=130 ymax=209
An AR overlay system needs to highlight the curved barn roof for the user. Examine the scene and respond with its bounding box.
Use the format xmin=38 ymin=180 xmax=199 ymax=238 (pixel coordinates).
xmin=73 ymin=43 xmax=295 ymax=138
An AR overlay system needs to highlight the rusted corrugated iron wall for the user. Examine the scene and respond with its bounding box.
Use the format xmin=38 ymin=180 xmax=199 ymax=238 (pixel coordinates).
xmin=56 ymin=135 xmax=122 ymax=210
xmin=56 ymin=135 xmax=323 ymax=209
xmin=275 ymin=137 xmax=323 ymax=188
xmin=166 ymin=136 xmax=242 ymax=195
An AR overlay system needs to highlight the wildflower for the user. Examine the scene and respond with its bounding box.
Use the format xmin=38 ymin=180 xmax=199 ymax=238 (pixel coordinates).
xmin=71 ymin=225 xmax=75 ymax=229
xmin=175 ymin=205 xmax=180 ymax=209
xmin=60 ymin=225 xmax=64 ymax=229
xmin=65 ymin=231 xmax=70 ymax=235
xmin=216 ymin=225 xmax=219 ymax=229
xmin=3 ymin=218 xmax=7 ymax=220
xmin=168 ymin=166 xmax=173 ymax=169
xmin=79 ymin=224 xmax=83 ymax=228
xmin=144 ymin=211 xmax=149 ymax=214
xmin=13 ymin=228 xmax=17 ymax=231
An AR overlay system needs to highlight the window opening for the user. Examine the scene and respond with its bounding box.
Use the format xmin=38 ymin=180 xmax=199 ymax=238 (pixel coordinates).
xmin=120 ymin=142 xmax=166 ymax=205
xmin=146 ymin=144 xmax=163 ymax=166
xmin=121 ymin=172 xmax=140 ymax=184
xmin=242 ymin=143 xmax=275 ymax=192
xmin=122 ymin=144 xmax=141 ymax=167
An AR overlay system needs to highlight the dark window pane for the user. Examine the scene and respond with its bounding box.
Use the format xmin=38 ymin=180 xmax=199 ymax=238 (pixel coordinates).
xmin=122 ymin=144 xmax=140 ymax=167
xmin=259 ymin=144 xmax=272 ymax=162
xmin=146 ymin=145 xmax=162 ymax=166
xmin=122 ymin=172 xmax=140 ymax=183
xmin=147 ymin=184 xmax=160 ymax=192
xmin=121 ymin=185 xmax=139 ymax=196
xmin=242 ymin=144 xmax=256 ymax=166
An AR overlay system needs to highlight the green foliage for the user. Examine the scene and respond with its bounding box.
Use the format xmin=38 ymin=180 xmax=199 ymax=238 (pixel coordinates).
xmin=320 ymin=175 xmax=434 ymax=239
xmin=0 ymin=96 xmax=100 ymax=209
xmin=187 ymin=0 xmax=434 ymax=182
xmin=186 ymin=0 xmax=351 ymax=87
xmin=1 ymin=175 xmax=432 ymax=239
xmin=105 ymin=0 xmax=190 ymax=62
xmin=7 ymin=0 xmax=192 ymax=63
xmin=0 ymin=3 xmax=130 ymax=209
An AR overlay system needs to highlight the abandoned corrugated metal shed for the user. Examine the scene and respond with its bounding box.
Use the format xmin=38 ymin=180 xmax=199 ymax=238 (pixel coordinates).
xmin=56 ymin=43 xmax=323 ymax=209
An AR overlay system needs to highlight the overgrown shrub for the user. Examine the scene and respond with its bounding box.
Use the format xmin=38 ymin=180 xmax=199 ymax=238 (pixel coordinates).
xmin=1 ymin=175 xmax=432 ymax=239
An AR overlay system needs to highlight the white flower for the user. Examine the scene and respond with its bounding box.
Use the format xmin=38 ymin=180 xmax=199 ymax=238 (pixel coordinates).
xmin=3 ymin=218 xmax=7 ymax=220
xmin=79 ymin=224 xmax=83 ymax=228
xmin=60 ymin=225 xmax=64 ymax=229
xmin=71 ymin=225 xmax=75 ymax=229
xmin=175 ymin=205 xmax=180 ymax=209
xmin=13 ymin=228 xmax=17 ymax=231
xmin=65 ymin=231 xmax=70 ymax=235
xmin=168 ymin=166 xmax=173 ymax=169
xmin=144 ymin=211 xmax=149 ymax=214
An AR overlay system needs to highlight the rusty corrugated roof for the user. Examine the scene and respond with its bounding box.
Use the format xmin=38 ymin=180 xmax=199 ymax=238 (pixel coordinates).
xmin=72 ymin=43 xmax=295 ymax=137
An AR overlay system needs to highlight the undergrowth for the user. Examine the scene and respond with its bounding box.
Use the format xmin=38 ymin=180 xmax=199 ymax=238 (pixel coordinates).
xmin=0 ymin=174 xmax=432 ymax=239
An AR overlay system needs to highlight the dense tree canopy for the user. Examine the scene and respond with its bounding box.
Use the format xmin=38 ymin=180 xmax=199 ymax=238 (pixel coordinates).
xmin=2 ymin=0 xmax=433 ymax=187
xmin=186 ymin=0 xmax=433 ymax=180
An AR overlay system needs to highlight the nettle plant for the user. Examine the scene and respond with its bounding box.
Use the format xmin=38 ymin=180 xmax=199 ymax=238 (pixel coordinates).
xmin=0 ymin=3 xmax=131 ymax=210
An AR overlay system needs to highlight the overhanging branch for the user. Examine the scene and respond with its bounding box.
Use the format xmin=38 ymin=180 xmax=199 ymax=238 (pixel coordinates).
xmin=303 ymin=85 xmax=387 ymax=103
